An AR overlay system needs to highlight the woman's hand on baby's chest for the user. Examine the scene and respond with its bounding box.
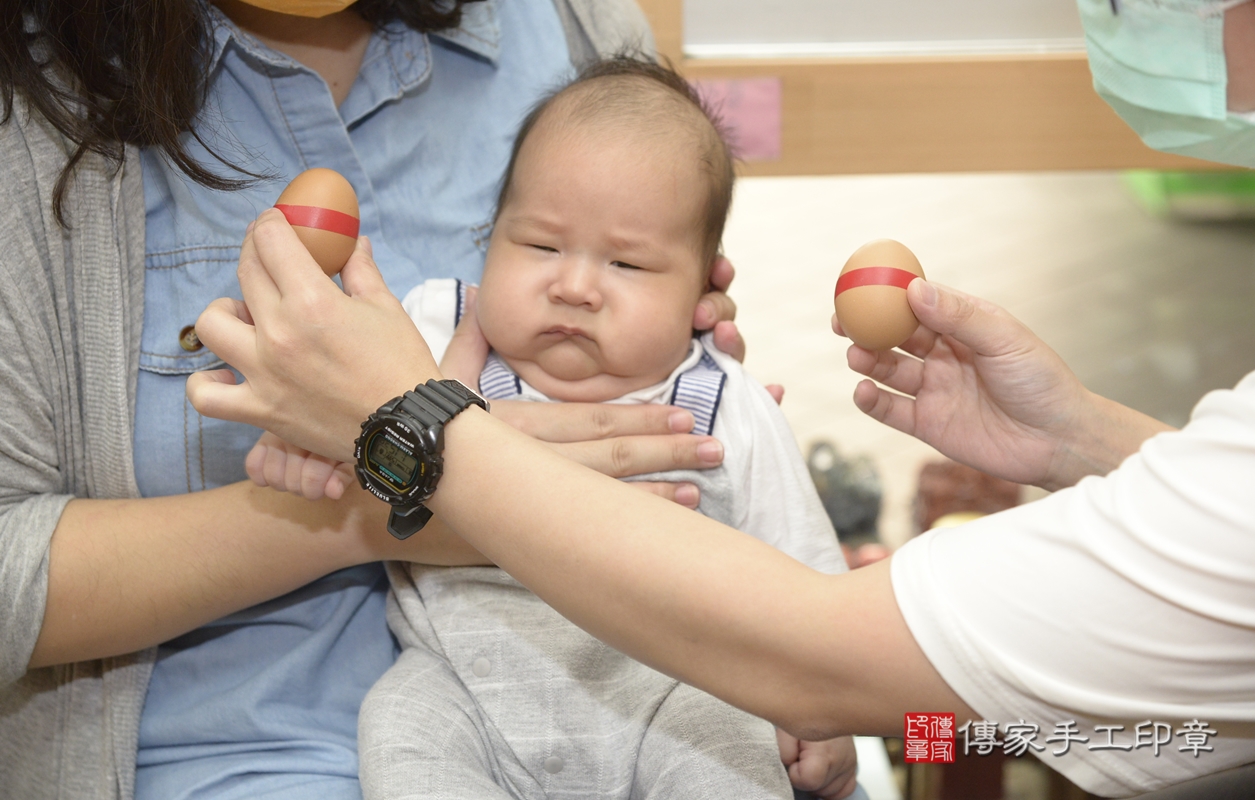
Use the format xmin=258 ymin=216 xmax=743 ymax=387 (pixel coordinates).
xmin=488 ymin=399 xmax=722 ymax=509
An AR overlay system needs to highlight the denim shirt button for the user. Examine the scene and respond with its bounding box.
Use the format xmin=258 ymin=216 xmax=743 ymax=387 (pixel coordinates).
xmin=179 ymin=325 xmax=203 ymax=352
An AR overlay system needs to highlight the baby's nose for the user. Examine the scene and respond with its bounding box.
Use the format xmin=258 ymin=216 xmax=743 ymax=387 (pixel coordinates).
xmin=549 ymin=260 xmax=603 ymax=309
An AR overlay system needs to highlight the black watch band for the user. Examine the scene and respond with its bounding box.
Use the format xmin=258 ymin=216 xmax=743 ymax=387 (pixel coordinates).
xmin=354 ymin=379 xmax=488 ymax=540
xmin=395 ymin=379 xmax=488 ymax=429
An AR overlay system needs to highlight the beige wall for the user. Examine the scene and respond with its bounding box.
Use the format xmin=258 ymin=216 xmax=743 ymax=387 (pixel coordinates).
xmin=635 ymin=0 xmax=1216 ymax=176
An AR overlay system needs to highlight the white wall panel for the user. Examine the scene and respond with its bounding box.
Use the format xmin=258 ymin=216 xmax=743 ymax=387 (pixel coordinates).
xmin=685 ymin=0 xmax=1085 ymax=57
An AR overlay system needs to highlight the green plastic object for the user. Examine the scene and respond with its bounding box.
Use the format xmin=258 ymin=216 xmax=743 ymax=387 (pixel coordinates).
xmin=1123 ymin=170 xmax=1255 ymax=219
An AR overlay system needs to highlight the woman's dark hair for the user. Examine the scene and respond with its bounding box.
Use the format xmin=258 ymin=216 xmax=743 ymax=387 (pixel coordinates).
xmin=496 ymin=55 xmax=736 ymax=270
xmin=0 ymin=0 xmax=481 ymax=225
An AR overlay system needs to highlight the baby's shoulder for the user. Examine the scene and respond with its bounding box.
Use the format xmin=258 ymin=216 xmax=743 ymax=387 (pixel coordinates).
xmin=693 ymin=335 xmax=785 ymax=434
xmin=401 ymin=278 xmax=475 ymax=364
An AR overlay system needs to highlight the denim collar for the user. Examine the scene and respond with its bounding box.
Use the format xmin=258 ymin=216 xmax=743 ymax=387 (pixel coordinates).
xmin=204 ymin=0 xmax=501 ymax=125
xmin=432 ymin=0 xmax=502 ymax=64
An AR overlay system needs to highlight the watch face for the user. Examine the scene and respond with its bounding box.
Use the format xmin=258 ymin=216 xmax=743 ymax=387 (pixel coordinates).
xmin=354 ymin=394 xmax=452 ymax=507
xmin=368 ymin=433 xmax=419 ymax=489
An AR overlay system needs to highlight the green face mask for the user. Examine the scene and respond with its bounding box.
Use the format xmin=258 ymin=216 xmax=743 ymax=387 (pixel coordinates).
xmin=1079 ymin=0 xmax=1255 ymax=168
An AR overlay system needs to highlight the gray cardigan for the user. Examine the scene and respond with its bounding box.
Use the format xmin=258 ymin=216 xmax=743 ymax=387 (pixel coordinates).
xmin=0 ymin=3 xmax=652 ymax=797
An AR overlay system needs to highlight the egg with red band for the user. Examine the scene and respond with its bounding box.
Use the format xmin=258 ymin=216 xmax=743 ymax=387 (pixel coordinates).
xmin=834 ymin=239 xmax=925 ymax=351
xmin=274 ymin=168 xmax=360 ymax=277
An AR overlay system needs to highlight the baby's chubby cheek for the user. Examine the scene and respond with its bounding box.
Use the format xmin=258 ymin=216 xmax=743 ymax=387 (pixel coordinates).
xmin=601 ymin=319 xmax=696 ymax=379
xmin=473 ymin=286 xmax=516 ymax=350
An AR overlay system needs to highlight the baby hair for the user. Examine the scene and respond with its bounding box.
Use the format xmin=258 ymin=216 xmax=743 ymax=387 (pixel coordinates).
xmin=495 ymin=55 xmax=735 ymax=272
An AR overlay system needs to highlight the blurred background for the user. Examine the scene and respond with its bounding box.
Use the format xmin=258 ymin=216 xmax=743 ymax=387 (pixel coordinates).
xmin=728 ymin=171 xmax=1255 ymax=550
xmin=635 ymin=1 xmax=1255 ymax=798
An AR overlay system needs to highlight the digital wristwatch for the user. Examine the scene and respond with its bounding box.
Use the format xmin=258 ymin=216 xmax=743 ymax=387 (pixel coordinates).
xmin=354 ymin=379 xmax=489 ymax=539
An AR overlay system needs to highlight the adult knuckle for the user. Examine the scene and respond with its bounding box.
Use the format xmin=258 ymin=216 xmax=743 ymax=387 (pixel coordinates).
xmin=608 ymin=438 xmax=635 ymax=476
xmin=296 ymin=287 xmax=335 ymax=323
xmin=186 ymin=383 xmax=211 ymax=414
xmin=589 ymin=404 xmax=618 ymax=439
xmin=871 ymin=352 xmax=896 ymax=381
xmin=953 ymin=294 xmax=981 ymax=327
xmin=267 ymin=326 xmax=300 ymax=361
xmin=253 ymin=211 xmax=286 ymax=240
xmin=673 ymin=436 xmax=693 ymax=466
xmin=871 ymin=393 xmax=893 ymax=422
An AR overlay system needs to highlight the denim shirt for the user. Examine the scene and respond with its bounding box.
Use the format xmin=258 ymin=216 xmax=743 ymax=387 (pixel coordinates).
xmin=133 ymin=2 xmax=570 ymax=797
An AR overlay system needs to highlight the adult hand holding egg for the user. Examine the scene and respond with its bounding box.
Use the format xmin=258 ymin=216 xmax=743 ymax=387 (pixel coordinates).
xmin=838 ymin=271 xmax=1172 ymax=491
xmin=192 ymin=198 xmax=432 ymax=462
xmin=191 ymin=169 xmax=379 ymax=456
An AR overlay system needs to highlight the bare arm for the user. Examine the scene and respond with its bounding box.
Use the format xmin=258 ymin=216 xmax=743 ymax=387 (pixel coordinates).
xmin=31 ymin=485 xmax=370 ymax=668
xmin=28 ymin=481 xmax=493 ymax=668
xmin=186 ymin=213 xmax=977 ymax=737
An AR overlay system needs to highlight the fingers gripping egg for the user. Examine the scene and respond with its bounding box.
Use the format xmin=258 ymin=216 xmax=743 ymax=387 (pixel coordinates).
xmin=275 ymin=168 xmax=360 ymax=277
xmin=834 ymin=239 xmax=926 ymax=351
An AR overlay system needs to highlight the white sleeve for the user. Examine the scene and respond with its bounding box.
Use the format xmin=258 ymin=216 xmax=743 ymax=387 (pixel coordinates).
xmin=891 ymin=371 xmax=1255 ymax=797
xmin=705 ymin=344 xmax=847 ymax=576
xmin=399 ymin=278 xmax=463 ymax=364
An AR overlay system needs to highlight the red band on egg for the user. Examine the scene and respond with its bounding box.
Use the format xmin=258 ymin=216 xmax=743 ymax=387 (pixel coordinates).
xmin=275 ymin=204 xmax=360 ymax=238
xmin=834 ymin=266 xmax=920 ymax=297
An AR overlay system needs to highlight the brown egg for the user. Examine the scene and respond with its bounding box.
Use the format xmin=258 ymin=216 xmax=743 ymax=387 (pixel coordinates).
xmin=274 ymin=168 xmax=360 ymax=277
xmin=834 ymin=239 xmax=926 ymax=351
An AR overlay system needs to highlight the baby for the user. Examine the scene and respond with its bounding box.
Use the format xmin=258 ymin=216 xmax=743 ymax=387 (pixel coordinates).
xmin=250 ymin=58 xmax=852 ymax=799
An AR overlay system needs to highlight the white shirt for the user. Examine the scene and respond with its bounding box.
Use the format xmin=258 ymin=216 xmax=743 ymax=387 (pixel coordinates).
xmin=892 ymin=371 xmax=1255 ymax=796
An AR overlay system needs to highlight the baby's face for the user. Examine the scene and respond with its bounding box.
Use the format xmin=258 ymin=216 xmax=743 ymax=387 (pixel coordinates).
xmin=477 ymin=123 xmax=708 ymax=403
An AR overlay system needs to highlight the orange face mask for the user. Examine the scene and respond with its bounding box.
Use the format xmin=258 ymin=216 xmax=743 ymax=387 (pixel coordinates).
xmin=234 ymin=0 xmax=357 ymax=18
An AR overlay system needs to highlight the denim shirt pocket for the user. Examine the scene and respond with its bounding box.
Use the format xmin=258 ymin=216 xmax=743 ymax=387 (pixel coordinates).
xmin=134 ymin=245 xmax=261 ymax=497
xmin=139 ymin=245 xmax=239 ymax=374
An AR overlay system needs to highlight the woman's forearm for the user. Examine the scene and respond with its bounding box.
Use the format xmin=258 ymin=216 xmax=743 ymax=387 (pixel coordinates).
xmin=430 ymin=409 xmax=976 ymax=739
xmin=28 ymin=482 xmax=488 ymax=669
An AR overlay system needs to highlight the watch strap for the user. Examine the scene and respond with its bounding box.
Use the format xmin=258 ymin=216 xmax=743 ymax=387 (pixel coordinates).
xmin=396 ymin=379 xmax=489 ymax=428
xmin=388 ymin=505 xmax=434 ymax=540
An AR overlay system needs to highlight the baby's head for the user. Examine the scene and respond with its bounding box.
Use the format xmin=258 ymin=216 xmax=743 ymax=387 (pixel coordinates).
xmin=476 ymin=57 xmax=734 ymax=403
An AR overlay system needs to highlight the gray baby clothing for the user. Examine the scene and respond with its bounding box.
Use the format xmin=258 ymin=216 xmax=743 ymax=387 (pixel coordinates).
xmin=359 ymin=279 xmax=848 ymax=799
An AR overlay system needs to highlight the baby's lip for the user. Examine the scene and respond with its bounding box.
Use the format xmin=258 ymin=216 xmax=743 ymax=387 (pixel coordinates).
xmin=544 ymin=325 xmax=590 ymax=338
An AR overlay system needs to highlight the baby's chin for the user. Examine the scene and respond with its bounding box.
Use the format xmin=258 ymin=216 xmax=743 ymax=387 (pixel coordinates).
xmin=535 ymin=343 xmax=604 ymax=381
xmin=505 ymin=350 xmax=662 ymax=403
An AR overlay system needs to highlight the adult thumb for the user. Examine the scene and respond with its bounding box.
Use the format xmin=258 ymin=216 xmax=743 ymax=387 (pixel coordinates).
xmin=339 ymin=235 xmax=389 ymax=298
xmin=906 ymin=279 xmax=1028 ymax=357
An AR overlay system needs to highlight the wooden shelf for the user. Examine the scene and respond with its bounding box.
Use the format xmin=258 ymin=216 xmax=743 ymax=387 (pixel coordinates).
xmin=635 ymin=0 xmax=1217 ymax=175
